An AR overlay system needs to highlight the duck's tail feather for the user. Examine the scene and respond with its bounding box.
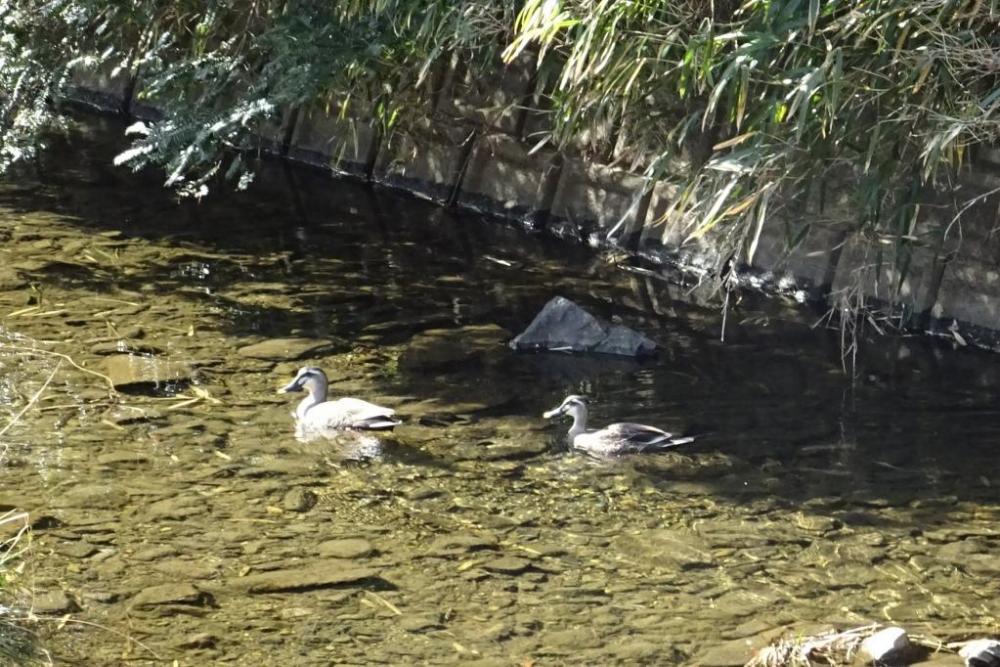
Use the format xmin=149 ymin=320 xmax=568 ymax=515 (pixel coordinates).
xmin=357 ymin=417 xmax=402 ymax=430
xmin=637 ymin=434 xmax=696 ymax=451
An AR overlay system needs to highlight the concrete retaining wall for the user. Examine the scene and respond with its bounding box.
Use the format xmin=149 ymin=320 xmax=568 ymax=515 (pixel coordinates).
xmin=67 ymin=65 xmax=1000 ymax=350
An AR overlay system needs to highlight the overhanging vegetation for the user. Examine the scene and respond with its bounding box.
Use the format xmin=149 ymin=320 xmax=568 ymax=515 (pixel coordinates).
xmin=1 ymin=1 xmax=998 ymax=296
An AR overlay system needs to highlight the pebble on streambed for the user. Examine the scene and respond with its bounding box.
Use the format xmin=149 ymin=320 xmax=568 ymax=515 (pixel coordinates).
xmin=958 ymin=640 xmax=1000 ymax=667
xmin=742 ymin=623 xmax=1000 ymax=667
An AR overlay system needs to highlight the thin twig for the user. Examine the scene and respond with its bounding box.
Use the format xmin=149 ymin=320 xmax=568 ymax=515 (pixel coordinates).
xmin=364 ymin=591 xmax=402 ymax=616
xmin=20 ymin=615 xmax=162 ymax=660
xmin=0 ymin=362 xmax=62 ymax=439
xmin=1 ymin=346 xmax=116 ymax=394
xmin=943 ymin=183 xmax=1000 ymax=241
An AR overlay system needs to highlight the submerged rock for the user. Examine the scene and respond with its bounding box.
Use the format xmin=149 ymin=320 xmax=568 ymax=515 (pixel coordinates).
xmin=152 ymin=559 xmax=219 ymax=580
xmin=697 ymin=628 xmax=789 ymax=667
xmin=549 ymin=627 xmax=608 ymax=651
xmin=96 ymin=450 xmax=151 ymax=466
xmin=236 ymin=337 xmax=337 ymax=360
xmin=232 ymin=561 xmax=380 ymax=593
xmin=612 ymin=529 xmax=714 ymax=570
xmin=427 ymin=533 xmax=499 ymax=556
xmin=400 ymin=615 xmax=443 ymax=633
xmin=794 ymin=512 xmax=840 ymax=534
xmin=475 ymin=439 xmax=550 ymax=461
xmin=318 ymin=538 xmax=375 ymax=559
xmin=398 ymin=324 xmax=510 ymax=370
xmin=133 ymin=545 xmax=180 ymax=561
xmin=145 ymin=495 xmax=209 ymax=521
xmin=859 ymin=626 xmax=910 ymax=664
xmin=176 ymin=632 xmax=219 ymax=649
xmin=103 ymin=354 xmax=191 ymax=391
xmin=90 ymin=341 xmax=164 ymax=356
xmin=131 ymin=583 xmax=212 ymax=608
xmin=0 ymin=268 xmax=28 ymax=291
xmin=959 ymin=639 xmax=1000 ymax=667
xmin=32 ymin=590 xmax=79 ymax=615
xmin=282 ymin=488 xmax=318 ymax=513
xmin=509 ymin=296 xmax=656 ymax=357
xmin=51 ymin=484 xmax=128 ymax=511
xmin=408 ymin=383 xmax=519 ymax=417
xmin=55 ymin=542 xmax=98 ymax=559
xmin=482 ymin=556 xmax=532 ymax=574
xmin=695 ymin=639 xmax=758 ymax=667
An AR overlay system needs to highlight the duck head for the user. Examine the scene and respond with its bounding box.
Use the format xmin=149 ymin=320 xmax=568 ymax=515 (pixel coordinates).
xmin=543 ymin=394 xmax=588 ymax=420
xmin=280 ymin=366 xmax=329 ymax=399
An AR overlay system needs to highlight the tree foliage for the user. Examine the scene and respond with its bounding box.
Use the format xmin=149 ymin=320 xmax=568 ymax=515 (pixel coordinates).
xmin=1 ymin=0 xmax=998 ymax=267
xmin=507 ymin=0 xmax=1000 ymax=266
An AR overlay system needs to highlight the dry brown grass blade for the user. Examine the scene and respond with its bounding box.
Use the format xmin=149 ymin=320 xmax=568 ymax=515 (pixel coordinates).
xmin=0 ymin=362 xmax=62 ymax=439
xmin=1 ymin=346 xmax=116 ymax=395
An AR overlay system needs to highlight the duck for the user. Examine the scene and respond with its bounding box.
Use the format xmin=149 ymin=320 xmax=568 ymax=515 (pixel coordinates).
xmin=280 ymin=366 xmax=400 ymax=432
xmin=543 ymin=394 xmax=693 ymax=456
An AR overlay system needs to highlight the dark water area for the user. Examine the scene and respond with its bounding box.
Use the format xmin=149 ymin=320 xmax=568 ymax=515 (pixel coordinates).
xmin=0 ymin=118 xmax=998 ymax=665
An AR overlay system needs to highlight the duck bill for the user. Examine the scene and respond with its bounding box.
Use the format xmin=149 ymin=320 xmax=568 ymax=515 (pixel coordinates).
xmin=542 ymin=407 xmax=563 ymax=419
xmin=279 ymin=379 xmax=301 ymax=394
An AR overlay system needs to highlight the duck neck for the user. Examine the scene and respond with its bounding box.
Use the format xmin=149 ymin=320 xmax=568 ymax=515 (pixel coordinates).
xmin=567 ymin=405 xmax=588 ymax=440
xmin=295 ymin=377 xmax=328 ymax=420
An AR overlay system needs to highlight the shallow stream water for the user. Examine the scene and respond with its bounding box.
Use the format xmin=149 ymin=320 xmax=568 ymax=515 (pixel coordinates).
xmin=1 ymin=119 xmax=999 ymax=665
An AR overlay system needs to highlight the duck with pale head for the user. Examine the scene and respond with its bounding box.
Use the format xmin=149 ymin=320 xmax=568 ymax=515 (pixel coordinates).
xmin=280 ymin=366 xmax=400 ymax=433
xmin=544 ymin=394 xmax=693 ymax=456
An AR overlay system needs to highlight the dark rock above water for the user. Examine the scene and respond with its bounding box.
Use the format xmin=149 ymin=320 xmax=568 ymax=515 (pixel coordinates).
xmin=509 ymin=297 xmax=656 ymax=357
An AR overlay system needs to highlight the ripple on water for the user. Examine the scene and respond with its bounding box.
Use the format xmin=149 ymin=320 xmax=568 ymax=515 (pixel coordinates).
xmin=1 ymin=123 xmax=1000 ymax=663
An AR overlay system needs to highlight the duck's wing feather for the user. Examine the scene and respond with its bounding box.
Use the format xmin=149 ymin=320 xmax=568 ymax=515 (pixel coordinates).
xmin=309 ymin=398 xmax=400 ymax=430
xmin=603 ymin=422 xmax=693 ymax=453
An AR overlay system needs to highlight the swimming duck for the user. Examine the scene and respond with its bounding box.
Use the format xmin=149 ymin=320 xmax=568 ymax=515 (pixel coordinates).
xmin=543 ymin=394 xmax=693 ymax=456
xmin=280 ymin=367 xmax=400 ymax=432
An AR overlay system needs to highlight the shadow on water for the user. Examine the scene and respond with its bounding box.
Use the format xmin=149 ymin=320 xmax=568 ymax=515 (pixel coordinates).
xmin=3 ymin=117 xmax=1000 ymax=507
xmin=2 ymin=116 xmax=1000 ymax=664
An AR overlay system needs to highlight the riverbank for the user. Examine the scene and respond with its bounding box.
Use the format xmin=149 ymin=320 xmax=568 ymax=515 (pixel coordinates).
xmin=64 ymin=70 xmax=1000 ymax=356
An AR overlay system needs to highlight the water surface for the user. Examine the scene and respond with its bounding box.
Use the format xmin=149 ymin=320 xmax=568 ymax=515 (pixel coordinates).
xmin=1 ymin=119 xmax=999 ymax=665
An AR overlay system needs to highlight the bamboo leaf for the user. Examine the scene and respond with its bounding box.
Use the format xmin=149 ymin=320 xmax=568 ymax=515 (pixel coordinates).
xmin=704 ymin=56 xmax=743 ymax=130
xmin=807 ymin=0 xmax=820 ymax=38
xmin=736 ymin=63 xmax=749 ymax=130
xmin=722 ymin=190 xmax=762 ymax=218
xmin=713 ymin=132 xmax=757 ymax=151
xmin=746 ymin=184 xmax=776 ymax=266
xmin=685 ymin=178 xmax=739 ymax=243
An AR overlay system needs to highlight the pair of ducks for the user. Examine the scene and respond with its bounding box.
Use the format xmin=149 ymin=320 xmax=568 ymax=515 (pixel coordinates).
xmin=281 ymin=366 xmax=692 ymax=456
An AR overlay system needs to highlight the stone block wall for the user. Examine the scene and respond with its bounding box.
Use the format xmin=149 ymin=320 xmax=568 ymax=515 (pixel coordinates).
xmin=66 ymin=62 xmax=1000 ymax=350
xmin=287 ymin=106 xmax=378 ymax=178
xmin=457 ymin=134 xmax=561 ymax=227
